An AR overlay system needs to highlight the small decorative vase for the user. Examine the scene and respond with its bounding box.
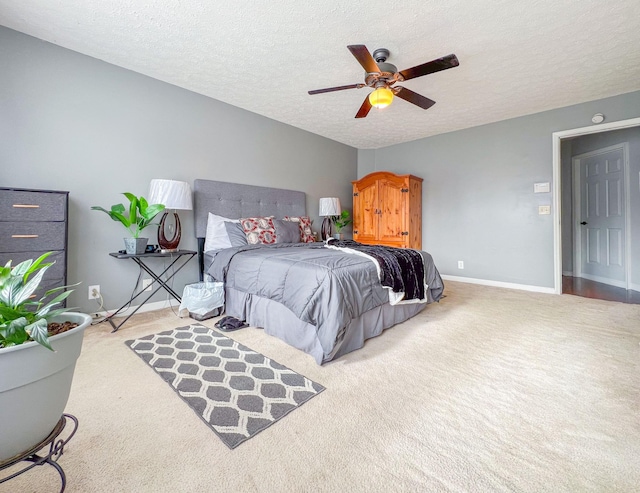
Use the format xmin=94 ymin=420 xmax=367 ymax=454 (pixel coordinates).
xmin=333 ymin=233 xmax=343 ymax=240
xmin=124 ymin=237 xmax=148 ymax=255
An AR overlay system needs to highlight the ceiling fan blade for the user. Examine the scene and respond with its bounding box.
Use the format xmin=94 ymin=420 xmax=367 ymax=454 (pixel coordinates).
xmin=308 ymin=84 xmax=361 ymax=95
xmin=399 ymin=54 xmax=459 ymax=81
xmin=347 ymin=45 xmax=381 ymax=74
xmin=395 ymin=87 xmax=436 ymax=110
xmin=355 ymin=95 xmax=372 ymax=118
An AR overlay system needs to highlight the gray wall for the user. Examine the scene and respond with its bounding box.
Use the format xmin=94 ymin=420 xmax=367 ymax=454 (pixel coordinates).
xmin=561 ymin=127 xmax=640 ymax=287
xmin=358 ymin=91 xmax=640 ymax=288
xmin=0 ymin=27 xmax=357 ymax=313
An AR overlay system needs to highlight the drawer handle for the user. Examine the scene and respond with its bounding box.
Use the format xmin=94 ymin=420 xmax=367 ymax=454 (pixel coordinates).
xmin=12 ymin=204 xmax=40 ymax=208
xmin=11 ymin=234 xmax=39 ymax=238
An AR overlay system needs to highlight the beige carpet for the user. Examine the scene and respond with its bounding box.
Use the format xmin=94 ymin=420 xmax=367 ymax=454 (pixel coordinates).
xmin=3 ymin=281 xmax=639 ymax=492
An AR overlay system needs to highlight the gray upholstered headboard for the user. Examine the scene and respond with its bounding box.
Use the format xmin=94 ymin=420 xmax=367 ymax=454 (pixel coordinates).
xmin=193 ymin=179 xmax=307 ymax=278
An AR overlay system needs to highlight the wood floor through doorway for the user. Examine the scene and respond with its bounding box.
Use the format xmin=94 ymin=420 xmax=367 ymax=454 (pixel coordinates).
xmin=562 ymin=276 xmax=640 ymax=304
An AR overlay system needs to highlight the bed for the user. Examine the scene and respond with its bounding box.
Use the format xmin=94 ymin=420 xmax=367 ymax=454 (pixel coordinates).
xmin=194 ymin=179 xmax=444 ymax=364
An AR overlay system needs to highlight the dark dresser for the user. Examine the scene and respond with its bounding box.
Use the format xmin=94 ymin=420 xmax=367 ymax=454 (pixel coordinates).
xmin=0 ymin=187 xmax=69 ymax=304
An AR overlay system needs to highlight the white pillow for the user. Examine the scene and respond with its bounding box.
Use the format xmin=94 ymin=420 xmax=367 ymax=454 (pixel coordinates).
xmin=204 ymin=213 xmax=239 ymax=252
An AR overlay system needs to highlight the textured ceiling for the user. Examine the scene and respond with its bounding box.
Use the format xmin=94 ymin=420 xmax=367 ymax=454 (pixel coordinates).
xmin=1 ymin=0 xmax=639 ymax=149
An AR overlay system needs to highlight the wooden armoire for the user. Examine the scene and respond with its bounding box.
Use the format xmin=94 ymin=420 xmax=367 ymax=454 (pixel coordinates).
xmin=352 ymin=171 xmax=423 ymax=249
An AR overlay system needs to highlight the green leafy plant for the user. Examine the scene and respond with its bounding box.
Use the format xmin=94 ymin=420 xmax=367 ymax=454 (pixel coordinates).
xmin=332 ymin=210 xmax=352 ymax=233
xmin=91 ymin=193 xmax=165 ymax=238
xmin=0 ymin=252 xmax=74 ymax=351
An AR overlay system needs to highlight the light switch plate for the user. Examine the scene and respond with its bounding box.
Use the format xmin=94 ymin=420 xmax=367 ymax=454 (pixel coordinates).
xmin=538 ymin=205 xmax=551 ymax=215
xmin=534 ymin=182 xmax=550 ymax=193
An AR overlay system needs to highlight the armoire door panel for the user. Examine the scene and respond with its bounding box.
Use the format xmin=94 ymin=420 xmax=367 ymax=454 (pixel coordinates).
xmin=353 ymin=180 xmax=378 ymax=243
xmin=378 ymin=178 xmax=406 ymax=246
xmin=409 ymin=179 xmax=423 ymax=249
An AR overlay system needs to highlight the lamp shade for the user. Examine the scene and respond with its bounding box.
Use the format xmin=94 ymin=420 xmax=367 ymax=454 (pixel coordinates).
xmin=368 ymin=87 xmax=394 ymax=109
xmin=319 ymin=197 xmax=341 ymax=217
xmin=148 ymin=179 xmax=193 ymax=210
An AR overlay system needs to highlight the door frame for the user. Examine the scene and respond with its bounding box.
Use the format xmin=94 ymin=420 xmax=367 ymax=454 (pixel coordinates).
xmin=552 ymin=116 xmax=640 ymax=294
xmin=571 ymin=143 xmax=631 ymax=288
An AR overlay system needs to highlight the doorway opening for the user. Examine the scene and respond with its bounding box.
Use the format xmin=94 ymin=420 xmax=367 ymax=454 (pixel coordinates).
xmin=552 ymin=117 xmax=640 ymax=304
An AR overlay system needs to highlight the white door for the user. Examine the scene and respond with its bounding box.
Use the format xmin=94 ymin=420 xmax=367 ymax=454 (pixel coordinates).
xmin=572 ymin=143 xmax=629 ymax=288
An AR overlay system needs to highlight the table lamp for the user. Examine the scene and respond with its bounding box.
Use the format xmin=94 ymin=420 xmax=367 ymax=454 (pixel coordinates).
xmin=148 ymin=179 xmax=193 ymax=252
xmin=319 ymin=197 xmax=341 ymax=241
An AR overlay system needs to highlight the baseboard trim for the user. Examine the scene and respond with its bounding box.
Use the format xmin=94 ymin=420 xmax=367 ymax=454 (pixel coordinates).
xmin=630 ymin=283 xmax=640 ymax=292
xmin=441 ymin=275 xmax=556 ymax=294
xmin=562 ymin=270 xmax=574 ymax=276
xmin=93 ymin=299 xmax=181 ymax=319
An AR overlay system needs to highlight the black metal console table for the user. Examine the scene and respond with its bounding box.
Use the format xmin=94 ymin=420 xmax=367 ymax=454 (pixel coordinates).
xmin=105 ymin=250 xmax=196 ymax=332
xmin=0 ymin=413 xmax=78 ymax=493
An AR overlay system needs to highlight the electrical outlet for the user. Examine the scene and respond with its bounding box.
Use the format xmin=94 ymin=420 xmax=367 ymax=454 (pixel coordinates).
xmin=142 ymin=279 xmax=153 ymax=292
xmin=538 ymin=205 xmax=551 ymax=215
xmin=458 ymin=260 xmax=464 ymax=269
xmin=88 ymin=285 xmax=100 ymax=300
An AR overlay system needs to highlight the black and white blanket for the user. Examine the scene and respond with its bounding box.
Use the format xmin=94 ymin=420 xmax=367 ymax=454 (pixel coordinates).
xmin=325 ymin=239 xmax=427 ymax=305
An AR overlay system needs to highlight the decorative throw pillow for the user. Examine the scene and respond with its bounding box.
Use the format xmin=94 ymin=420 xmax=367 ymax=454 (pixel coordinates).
xmin=283 ymin=216 xmax=315 ymax=243
xmin=273 ymin=219 xmax=301 ymax=244
xmin=239 ymin=216 xmax=277 ymax=245
xmin=224 ymin=221 xmax=248 ymax=247
xmin=204 ymin=213 xmax=239 ymax=252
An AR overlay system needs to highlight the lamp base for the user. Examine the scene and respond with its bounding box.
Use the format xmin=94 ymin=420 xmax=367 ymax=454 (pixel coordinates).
xmin=321 ymin=217 xmax=333 ymax=241
xmin=159 ymin=248 xmax=178 ymax=254
xmin=158 ymin=212 xmax=182 ymax=251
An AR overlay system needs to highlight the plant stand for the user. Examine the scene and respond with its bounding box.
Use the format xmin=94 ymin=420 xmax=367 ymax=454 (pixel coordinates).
xmin=0 ymin=413 xmax=78 ymax=493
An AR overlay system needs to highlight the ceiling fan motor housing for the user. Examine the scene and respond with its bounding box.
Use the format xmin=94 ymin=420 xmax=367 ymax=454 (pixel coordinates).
xmin=374 ymin=61 xmax=398 ymax=74
xmin=372 ymin=48 xmax=390 ymax=63
xmin=365 ymin=48 xmax=399 ymax=86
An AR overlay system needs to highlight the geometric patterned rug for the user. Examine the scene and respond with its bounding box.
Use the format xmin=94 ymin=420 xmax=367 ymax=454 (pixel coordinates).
xmin=125 ymin=324 xmax=325 ymax=449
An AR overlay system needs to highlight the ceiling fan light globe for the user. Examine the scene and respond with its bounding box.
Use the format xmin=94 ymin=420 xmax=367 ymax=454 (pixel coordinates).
xmin=368 ymin=87 xmax=394 ymax=109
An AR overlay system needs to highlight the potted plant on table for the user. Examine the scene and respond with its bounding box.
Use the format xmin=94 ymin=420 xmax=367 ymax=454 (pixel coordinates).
xmin=91 ymin=193 xmax=165 ymax=254
xmin=0 ymin=252 xmax=91 ymax=462
xmin=332 ymin=210 xmax=352 ymax=240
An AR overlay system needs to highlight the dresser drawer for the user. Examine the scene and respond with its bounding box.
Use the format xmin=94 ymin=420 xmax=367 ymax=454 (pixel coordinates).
xmin=0 ymin=222 xmax=66 ymax=252
xmin=0 ymin=250 xmax=66 ymax=281
xmin=0 ymin=190 xmax=67 ymax=222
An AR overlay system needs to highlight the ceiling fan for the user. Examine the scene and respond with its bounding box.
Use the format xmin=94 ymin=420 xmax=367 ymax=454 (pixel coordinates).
xmin=308 ymin=45 xmax=459 ymax=118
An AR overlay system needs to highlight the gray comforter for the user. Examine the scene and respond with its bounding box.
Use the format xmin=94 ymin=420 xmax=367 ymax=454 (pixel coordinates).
xmin=207 ymin=243 xmax=444 ymax=358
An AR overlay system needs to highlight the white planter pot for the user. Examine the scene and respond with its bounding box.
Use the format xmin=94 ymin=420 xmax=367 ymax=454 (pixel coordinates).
xmin=0 ymin=312 xmax=91 ymax=463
